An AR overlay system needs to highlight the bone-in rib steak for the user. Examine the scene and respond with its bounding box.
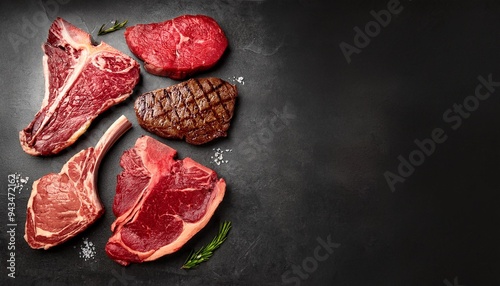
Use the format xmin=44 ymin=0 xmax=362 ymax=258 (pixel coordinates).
xmin=124 ymin=15 xmax=228 ymax=80
xmin=24 ymin=116 xmax=132 ymax=249
xmin=19 ymin=17 xmax=140 ymax=156
xmin=105 ymin=136 xmax=226 ymax=266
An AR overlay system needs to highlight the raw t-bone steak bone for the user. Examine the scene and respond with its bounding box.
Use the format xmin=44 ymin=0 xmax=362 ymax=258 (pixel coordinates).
xmin=24 ymin=116 xmax=132 ymax=249
xmin=19 ymin=17 xmax=140 ymax=156
xmin=105 ymin=136 xmax=226 ymax=266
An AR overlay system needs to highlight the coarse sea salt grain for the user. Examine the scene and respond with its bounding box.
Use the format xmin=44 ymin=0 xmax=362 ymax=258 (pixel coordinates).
xmin=77 ymin=237 xmax=96 ymax=261
xmin=230 ymin=76 xmax=245 ymax=85
xmin=210 ymin=148 xmax=232 ymax=165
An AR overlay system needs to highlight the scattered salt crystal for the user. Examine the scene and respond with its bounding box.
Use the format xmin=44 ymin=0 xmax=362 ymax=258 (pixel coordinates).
xmin=230 ymin=76 xmax=245 ymax=85
xmin=78 ymin=237 xmax=96 ymax=261
xmin=211 ymin=148 xmax=232 ymax=165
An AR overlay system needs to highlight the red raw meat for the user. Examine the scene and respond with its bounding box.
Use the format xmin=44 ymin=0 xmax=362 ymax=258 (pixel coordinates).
xmin=105 ymin=136 xmax=226 ymax=266
xmin=20 ymin=17 xmax=140 ymax=156
xmin=24 ymin=116 xmax=132 ymax=249
xmin=124 ymin=15 xmax=228 ymax=80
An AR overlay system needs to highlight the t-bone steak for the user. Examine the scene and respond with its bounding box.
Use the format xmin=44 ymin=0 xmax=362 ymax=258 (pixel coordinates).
xmin=25 ymin=116 xmax=132 ymax=249
xmin=134 ymin=77 xmax=238 ymax=145
xmin=19 ymin=17 xmax=140 ymax=156
xmin=105 ymin=136 xmax=226 ymax=266
xmin=124 ymin=14 xmax=228 ymax=80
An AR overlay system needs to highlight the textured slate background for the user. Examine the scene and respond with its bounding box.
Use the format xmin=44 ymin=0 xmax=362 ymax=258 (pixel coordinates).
xmin=1 ymin=0 xmax=500 ymax=285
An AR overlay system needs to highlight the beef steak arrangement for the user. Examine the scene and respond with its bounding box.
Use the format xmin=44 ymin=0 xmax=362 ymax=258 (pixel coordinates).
xmin=19 ymin=17 xmax=140 ymax=156
xmin=124 ymin=15 xmax=228 ymax=80
xmin=25 ymin=116 xmax=132 ymax=249
xmin=21 ymin=13 xmax=235 ymax=266
xmin=134 ymin=77 xmax=238 ymax=145
xmin=105 ymin=136 xmax=226 ymax=266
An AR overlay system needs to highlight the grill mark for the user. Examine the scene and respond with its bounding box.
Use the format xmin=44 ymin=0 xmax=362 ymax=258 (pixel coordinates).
xmin=212 ymin=78 xmax=235 ymax=102
xmin=135 ymin=78 xmax=237 ymax=144
xmin=208 ymin=78 xmax=224 ymax=91
xmin=209 ymin=78 xmax=234 ymax=122
xmin=217 ymin=80 xmax=237 ymax=106
xmin=170 ymin=85 xmax=184 ymax=132
xmin=151 ymin=91 xmax=163 ymax=122
xmin=220 ymin=84 xmax=236 ymax=121
xmin=143 ymin=92 xmax=154 ymax=127
xmin=192 ymin=78 xmax=220 ymax=126
xmin=143 ymin=93 xmax=153 ymax=119
xmin=178 ymin=83 xmax=191 ymax=131
xmin=184 ymin=79 xmax=204 ymax=129
xmin=144 ymin=92 xmax=153 ymax=120
xmin=204 ymin=79 xmax=226 ymax=125
xmin=179 ymin=81 xmax=195 ymax=130
xmin=161 ymin=88 xmax=172 ymax=128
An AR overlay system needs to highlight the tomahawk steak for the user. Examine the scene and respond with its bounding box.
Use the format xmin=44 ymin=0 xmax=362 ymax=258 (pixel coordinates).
xmin=20 ymin=17 xmax=140 ymax=156
xmin=134 ymin=77 xmax=238 ymax=145
xmin=105 ymin=136 xmax=226 ymax=266
xmin=124 ymin=15 xmax=228 ymax=80
xmin=25 ymin=116 xmax=132 ymax=249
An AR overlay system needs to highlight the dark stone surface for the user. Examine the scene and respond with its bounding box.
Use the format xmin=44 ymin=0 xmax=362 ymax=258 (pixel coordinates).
xmin=1 ymin=0 xmax=500 ymax=285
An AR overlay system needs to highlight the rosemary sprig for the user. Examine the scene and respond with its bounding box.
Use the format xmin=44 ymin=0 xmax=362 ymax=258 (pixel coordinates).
xmin=98 ymin=20 xmax=128 ymax=36
xmin=181 ymin=221 xmax=232 ymax=269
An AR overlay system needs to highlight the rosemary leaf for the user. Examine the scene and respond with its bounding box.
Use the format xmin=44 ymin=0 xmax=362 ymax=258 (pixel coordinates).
xmin=182 ymin=221 xmax=232 ymax=269
xmin=98 ymin=20 xmax=128 ymax=36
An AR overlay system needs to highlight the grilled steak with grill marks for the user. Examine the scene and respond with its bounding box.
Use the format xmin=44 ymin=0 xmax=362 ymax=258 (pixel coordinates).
xmin=134 ymin=77 xmax=238 ymax=145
